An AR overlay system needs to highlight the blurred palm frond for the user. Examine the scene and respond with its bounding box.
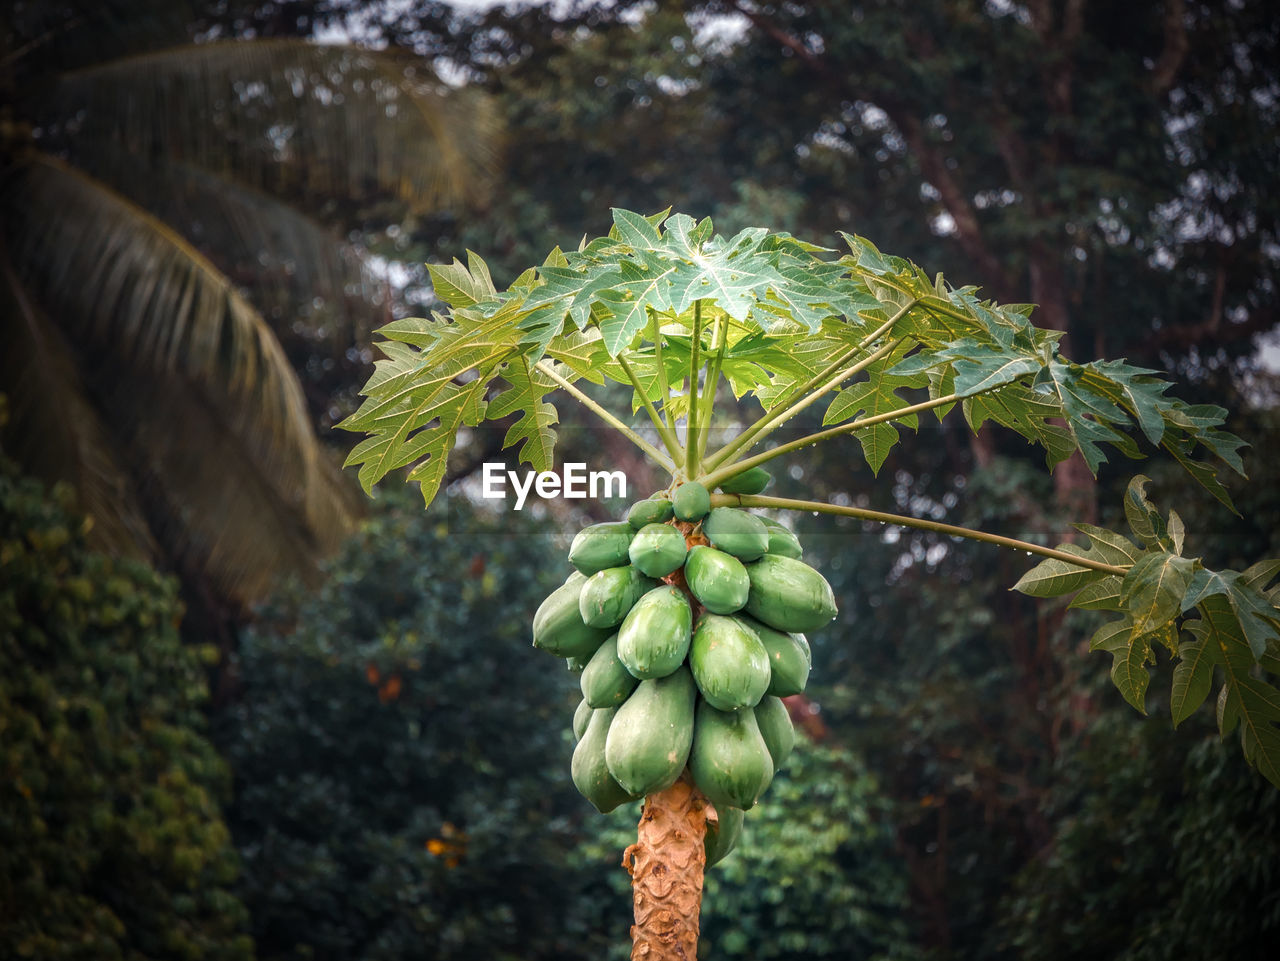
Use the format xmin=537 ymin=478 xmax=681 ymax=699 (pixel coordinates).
xmin=41 ymin=38 xmax=500 ymax=212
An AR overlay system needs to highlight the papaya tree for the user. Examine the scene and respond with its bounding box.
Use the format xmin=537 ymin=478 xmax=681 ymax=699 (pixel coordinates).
xmin=338 ymin=208 xmax=1280 ymax=959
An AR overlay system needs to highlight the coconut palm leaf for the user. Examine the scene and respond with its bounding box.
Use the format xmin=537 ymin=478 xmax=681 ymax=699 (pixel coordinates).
xmin=80 ymin=151 xmax=374 ymax=336
xmin=0 ymin=153 xmax=358 ymax=604
xmin=37 ymin=38 xmax=499 ymax=212
xmin=89 ymin=372 xmax=357 ymax=606
xmin=0 ymin=248 xmax=158 ymax=560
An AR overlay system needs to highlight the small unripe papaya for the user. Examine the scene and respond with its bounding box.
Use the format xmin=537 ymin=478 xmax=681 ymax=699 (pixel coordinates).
xmin=627 ymin=497 xmax=675 ymax=529
xmin=754 ymin=695 xmax=796 ymax=769
xmin=684 ymin=545 xmax=750 ymax=615
xmin=532 ymin=572 xmax=612 ymax=658
xmin=689 ymin=699 xmax=773 ymax=810
xmin=581 ymin=634 xmax=639 ymax=708
xmin=572 ymin=697 xmax=593 ymax=742
xmin=704 ymin=804 xmax=745 ymax=868
xmin=572 ymin=707 xmax=639 ymax=813
xmin=702 ymin=507 xmax=770 ymax=562
xmin=744 ymin=553 xmax=838 ymax=633
xmin=716 ymin=466 xmax=772 ymax=495
xmin=737 ymin=614 xmax=811 ymax=696
xmin=628 ymin=522 xmax=687 ymax=578
xmin=672 ymin=481 xmax=711 ymax=521
xmin=689 ymin=614 xmax=771 ymax=712
xmin=568 ymin=522 xmax=634 ymax=575
xmin=616 ymin=585 xmax=693 ymax=680
xmin=579 ymin=565 xmax=655 ymax=628
xmin=605 ymin=667 xmax=697 ymax=797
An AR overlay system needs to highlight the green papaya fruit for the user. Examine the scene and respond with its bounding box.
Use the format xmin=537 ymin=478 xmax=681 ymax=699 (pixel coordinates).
xmin=689 ymin=699 xmax=773 ymax=810
xmin=605 ymin=666 xmax=697 ymax=796
xmin=738 ymin=614 xmax=811 ymax=696
xmin=616 ymin=585 xmax=693 ymax=680
xmin=702 ymin=507 xmax=770 ymax=562
xmin=689 ymin=613 xmax=771 ymax=711
xmin=580 ymin=634 xmax=639 ymax=709
xmin=566 ymin=655 xmax=588 ymax=674
xmin=764 ymin=525 xmax=804 ymax=560
xmin=579 ymin=565 xmax=655 ymax=628
xmin=572 ymin=697 xmax=593 ymax=742
xmin=744 ymin=553 xmax=838 ymax=633
xmin=716 ymin=466 xmax=772 ymax=495
xmin=627 ymin=497 xmax=675 ymax=529
xmin=684 ymin=545 xmax=750 ymax=615
xmin=568 ymin=522 xmax=635 ymax=575
xmin=754 ymin=695 xmax=796 ymax=769
xmin=628 ymin=522 xmax=688 ymax=578
xmin=572 ymin=706 xmax=638 ymax=813
xmin=672 ymin=481 xmax=711 ymax=521
xmin=532 ymin=573 xmax=613 ymax=658
xmin=704 ymin=804 xmax=745 ymax=868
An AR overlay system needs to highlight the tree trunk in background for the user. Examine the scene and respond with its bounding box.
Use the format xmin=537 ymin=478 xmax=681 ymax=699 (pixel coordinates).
xmin=622 ymin=778 xmax=708 ymax=960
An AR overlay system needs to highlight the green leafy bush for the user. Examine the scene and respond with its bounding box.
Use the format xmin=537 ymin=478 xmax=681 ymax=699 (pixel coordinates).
xmin=214 ymin=492 xmax=624 ymax=961
xmin=0 ymin=463 xmax=252 ymax=960
xmin=999 ymin=708 xmax=1280 ymax=960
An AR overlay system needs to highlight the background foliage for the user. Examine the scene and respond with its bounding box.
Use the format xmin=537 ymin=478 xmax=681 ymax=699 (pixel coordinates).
xmin=212 ymin=491 xmax=620 ymax=961
xmin=0 ymin=461 xmax=252 ymax=960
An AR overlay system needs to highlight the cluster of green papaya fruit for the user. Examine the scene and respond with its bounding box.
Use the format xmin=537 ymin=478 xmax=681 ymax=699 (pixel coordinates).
xmin=532 ymin=470 xmax=836 ymax=868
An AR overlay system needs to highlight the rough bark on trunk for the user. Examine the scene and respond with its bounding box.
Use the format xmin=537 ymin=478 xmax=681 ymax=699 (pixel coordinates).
xmin=622 ymin=778 xmax=709 ymax=960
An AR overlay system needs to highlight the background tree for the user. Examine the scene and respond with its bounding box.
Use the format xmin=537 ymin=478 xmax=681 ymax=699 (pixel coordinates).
xmin=0 ymin=1 xmax=497 ymax=636
xmin=0 ymin=459 xmax=253 ymax=960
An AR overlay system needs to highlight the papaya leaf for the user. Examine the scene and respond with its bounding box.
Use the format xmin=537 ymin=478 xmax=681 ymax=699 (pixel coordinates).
xmin=1070 ymin=523 xmax=1145 ymax=566
xmin=1242 ymin=558 xmax=1280 ymax=592
xmin=404 ymin=377 xmax=488 ymax=505
xmin=1078 ymin=359 xmax=1171 ymax=446
xmin=1123 ymin=475 xmax=1168 ymax=550
xmin=1119 ymin=552 xmax=1196 ymax=636
xmin=1030 ymin=361 xmax=1136 ymax=474
xmin=1093 ymin=621 xmax=1154 ymax=714
xmin=1190 ymin=597 xmax=1280 ymax=788
xmin=888 ymin=339 xmax=1042 ymax=397
xmin=1171 ymin=631 xmax=1222 ymax=727
xmin=487 ymin=357 xmax=558 ymax=472
xmin=1069 ymin=576 xmax=1124 ymax=611
xmin=426 ymin=255 xmax=496 ymax=310
xmin=1012 ymin=525 xmax=1141 ymax=599
xmin=1090 ymin=615 xmax=1134 ymax=652
xmin=1182 ymin=568 xmax=1280 ymax=660
xmin=962 ymin=385 xmax=1078 ymax=469
xmin=1012 ymin=549 xmax=1110 ymax=598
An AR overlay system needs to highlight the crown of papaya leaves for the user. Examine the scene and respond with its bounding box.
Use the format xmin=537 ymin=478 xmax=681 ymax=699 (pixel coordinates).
xmin=339 ymin=207 xmax=1244 ymax=510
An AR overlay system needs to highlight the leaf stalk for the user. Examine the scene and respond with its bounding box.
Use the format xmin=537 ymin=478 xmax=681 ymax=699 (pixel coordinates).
xmin=704 ymin=298 xmax=918 ymax=470
xmin=716 ymin=494 xmax=1128 ymax=575
xmin=535 ymin=360 xmax=677 ymax=473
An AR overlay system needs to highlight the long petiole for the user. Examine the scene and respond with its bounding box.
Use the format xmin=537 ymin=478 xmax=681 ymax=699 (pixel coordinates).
xmin=685 ymin=300 xmax=703 ymax=477
xmin=701 ymin=388 xmax=981 ymax=489
xmin=697 ymin=314 xmax=727 ymax=461
xmin=715 ymin=493 xmax=1127 ymax=576
xmin=651 ymin=308 xmax=672 ymax=424
xmin=617 ymin=352 xmax=683 ymax=461
xmin=704 ymin=299 xmax=917 ymax=470
xmin=535 ymin=361 xmax=677 ymax=473
xmin=733 ymin=336 xmax=903 ymax=465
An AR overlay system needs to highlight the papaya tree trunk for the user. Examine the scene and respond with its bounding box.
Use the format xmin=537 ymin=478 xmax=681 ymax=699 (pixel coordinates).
xmin=622 ymin=777 xmax=709 ymax=960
